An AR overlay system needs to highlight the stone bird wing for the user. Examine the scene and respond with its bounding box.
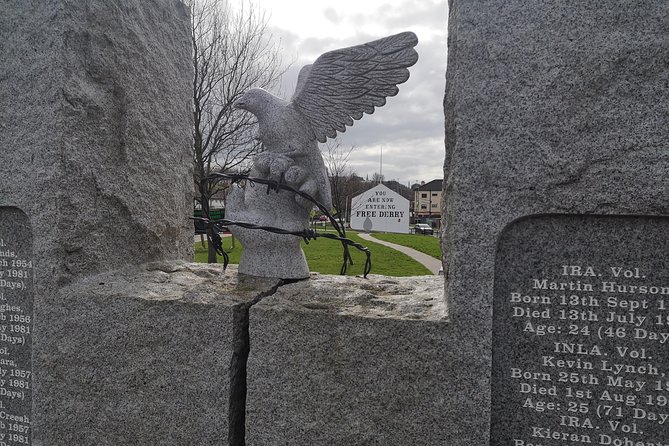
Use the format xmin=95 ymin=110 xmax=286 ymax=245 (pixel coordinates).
xmin=290 ymin=31 xmax=419 ymax=143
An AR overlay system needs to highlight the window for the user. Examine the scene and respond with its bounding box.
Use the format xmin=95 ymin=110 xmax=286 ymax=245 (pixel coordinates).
xmin=432 ymin=192 xmax=438 ymax=196
xmin=431 ymin=203 xmax=438 ymax=208
xmin=421 ymin=193 xmax=427 ymax=198
xmin=421 ymin=205 xmax=427 ymax=209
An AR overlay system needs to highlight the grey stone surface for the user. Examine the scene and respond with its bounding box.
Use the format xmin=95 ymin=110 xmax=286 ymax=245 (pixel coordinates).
xmin=0 ymin=0 xmax=193 ymax=290
xmin=443 ymin=1 xmax=669 ymax=444
xmin=492 ymin=216 xmax=669 ymax=445
xmin=246 ymin=274 xmax=467 ymax=445
xmin=1 ymin=3 xmax=194 ymax=442
xmin=0 ymin=208 xmax=34 ymax=444
xmin=228 ymin=32 xmax=418 ymax=279
xmin=34 ymin=262 xmax=280 ymax=446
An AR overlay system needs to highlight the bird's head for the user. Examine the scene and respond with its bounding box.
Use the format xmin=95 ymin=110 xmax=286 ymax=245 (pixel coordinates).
xmin=233 ymin=88 xmax=276 ymax=116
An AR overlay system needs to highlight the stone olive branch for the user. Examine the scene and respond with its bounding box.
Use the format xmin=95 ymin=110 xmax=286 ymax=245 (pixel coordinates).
xmin=196 ymin=173 xmax=372 ymax=278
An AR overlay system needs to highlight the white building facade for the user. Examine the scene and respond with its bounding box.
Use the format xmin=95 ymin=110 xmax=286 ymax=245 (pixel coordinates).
xmin=350 ymin=184 xmax=410 ymax=233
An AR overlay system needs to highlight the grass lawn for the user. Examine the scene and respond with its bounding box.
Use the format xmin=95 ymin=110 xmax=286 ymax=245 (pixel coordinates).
xmin=193 ymin=231 xmax=431 ymax=276
xmin=194 ymin=236 xmax=241 ymax=264
xmin=370 ymin=232 xmax=442 ymax=259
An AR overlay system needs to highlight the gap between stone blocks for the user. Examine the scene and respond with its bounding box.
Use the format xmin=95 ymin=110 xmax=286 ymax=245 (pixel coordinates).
xmin=228 ymin=278 xmax=286 ymax=446
xmin=226 ymin=273 xmax=446 ymax=446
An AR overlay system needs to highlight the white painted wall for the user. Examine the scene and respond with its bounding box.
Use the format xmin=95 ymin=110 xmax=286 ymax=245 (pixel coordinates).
xmin=350 ymin=184 xmax=410 ymax=233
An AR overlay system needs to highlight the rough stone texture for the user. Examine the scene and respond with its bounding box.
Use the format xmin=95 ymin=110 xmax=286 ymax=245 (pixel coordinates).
xmin=0 ymin=208 xmax=34 ymax=441
xmin=0 ymin=2 xmax=194 ymax=442
xmin=442 ymin=1 xmax=669 ymax=444
xmin=0 ymin=0 xmax=194 ymax=291
xmin=246 ymin=274 xmax=462 ymax=445
xmin=492 ymin=216 xmax=669 ymax=445
xmin=33 ymin=262 xmax=280 ymax=446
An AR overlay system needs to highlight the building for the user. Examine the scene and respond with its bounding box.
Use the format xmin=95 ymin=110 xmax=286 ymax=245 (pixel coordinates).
xmin=350 ymin=184 xmax=410 ymax=233
xmin=414 ymin=179 xmax=443 ymax=222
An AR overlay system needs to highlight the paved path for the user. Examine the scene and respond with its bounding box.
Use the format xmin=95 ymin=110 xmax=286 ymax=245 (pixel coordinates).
xmin=357 ymin=233 xmax=442 ymax=275
xmin=194 ymin=232 xmax=443 ymax=275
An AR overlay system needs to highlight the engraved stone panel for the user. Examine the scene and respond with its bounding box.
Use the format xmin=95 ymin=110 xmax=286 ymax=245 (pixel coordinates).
xmin=0 ymin=208 xmax=33 ymax=445
xmin=492 ymin=215 xmax=669 ymax=446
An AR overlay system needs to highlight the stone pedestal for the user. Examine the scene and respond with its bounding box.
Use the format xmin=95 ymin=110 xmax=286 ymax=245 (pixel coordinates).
xmin=245 ymin=274 xmax=467 ymax=445
xmin=35 ymin=263 xmax=279 ymax=445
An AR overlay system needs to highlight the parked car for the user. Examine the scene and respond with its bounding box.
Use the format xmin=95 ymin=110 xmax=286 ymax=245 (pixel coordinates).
xmin=413 ymin=223 xmax=434 ymax=235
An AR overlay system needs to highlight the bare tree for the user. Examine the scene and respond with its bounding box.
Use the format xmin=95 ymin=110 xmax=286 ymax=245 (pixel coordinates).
xmin=322 ymin=138 xmax=362 ymax=225
xmin=371 ymin=172 xmax=385 ymax=184
xmin=189 ymin=0 xmax=285 ymax=262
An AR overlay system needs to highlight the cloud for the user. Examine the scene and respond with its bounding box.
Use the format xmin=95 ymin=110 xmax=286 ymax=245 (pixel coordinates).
xmin=323 ymin=7 xmax=341 ymax=24
xmin=249 ymin=0 xmax=448 ymax=183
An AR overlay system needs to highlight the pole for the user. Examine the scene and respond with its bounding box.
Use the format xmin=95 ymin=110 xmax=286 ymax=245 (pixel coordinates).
xmin=345 ymin=195 xmax=349 ymax=227
xmin=379 ymin=146 xmax=383 ymax=183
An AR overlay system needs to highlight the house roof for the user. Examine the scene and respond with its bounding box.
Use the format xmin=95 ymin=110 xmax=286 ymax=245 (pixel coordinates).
xmin=417 ymin=179 xmax=443 ymax=191
xmin=352 ymin=183 xmax=409 ymax=203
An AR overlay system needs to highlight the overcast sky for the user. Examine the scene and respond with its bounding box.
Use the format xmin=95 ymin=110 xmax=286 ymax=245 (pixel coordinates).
xmin=236 ymin=0 xmax=448 ymax=186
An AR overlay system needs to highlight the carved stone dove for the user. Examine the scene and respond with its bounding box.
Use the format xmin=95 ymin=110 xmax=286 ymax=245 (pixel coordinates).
xmin=227 ymin=31 xmax=419 ymax=279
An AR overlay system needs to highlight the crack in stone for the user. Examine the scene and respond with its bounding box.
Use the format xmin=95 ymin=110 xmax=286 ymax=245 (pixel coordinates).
xmin=228 ymin=279 xmax=286 ymax=446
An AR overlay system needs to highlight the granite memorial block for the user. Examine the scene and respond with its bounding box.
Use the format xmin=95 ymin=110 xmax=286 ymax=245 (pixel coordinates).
xmin=245 ymin=274 xmax=459 ymax=445
xmin=0 ymin=0 xmax=193 ymax=288
xmin=0 ymin=208 xmax=33 ymax=446
xmin=35 ymin=262 xmax=280 ymax=445
xmin=0 ymin=1 xmax=195 ymax=444
xmin=0 ymin=0 xmax=666 ymax=444
xmin=493 ymin=216 xmax=668 ymax=446
xmin=442 ymin=0 xmax=668 ymax=444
